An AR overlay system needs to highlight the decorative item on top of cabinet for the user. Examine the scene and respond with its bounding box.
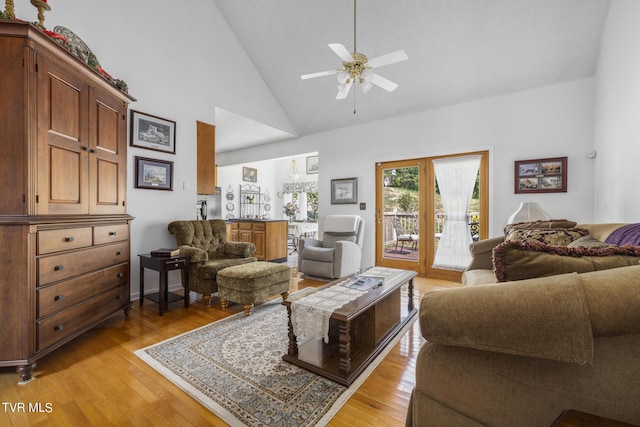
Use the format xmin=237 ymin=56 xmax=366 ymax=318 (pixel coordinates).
xmin=0 ymin=20 xmax=134 ymax=382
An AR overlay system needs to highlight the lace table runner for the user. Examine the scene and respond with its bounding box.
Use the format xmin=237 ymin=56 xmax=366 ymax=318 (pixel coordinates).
xmin=291 ymin=267 xmax=414 ymax=344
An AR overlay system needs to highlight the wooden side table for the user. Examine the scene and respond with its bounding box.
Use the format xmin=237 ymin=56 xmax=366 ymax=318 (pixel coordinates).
xmin=139 ymin=254 xmax=189 ymax=316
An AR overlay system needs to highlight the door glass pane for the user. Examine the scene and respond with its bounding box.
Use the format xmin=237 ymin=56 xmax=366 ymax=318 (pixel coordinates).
xmin=382 ymin=166 xmax=419 ymax=261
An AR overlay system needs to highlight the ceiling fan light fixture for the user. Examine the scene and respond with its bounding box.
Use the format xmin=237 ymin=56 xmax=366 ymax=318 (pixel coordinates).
xmin=337 ymin=70 xmax=350 ymax=84
xmin=361 ymin=68 xmax=373 ymax=82
xmin=300 ymin=0 xmax=407 ymax=100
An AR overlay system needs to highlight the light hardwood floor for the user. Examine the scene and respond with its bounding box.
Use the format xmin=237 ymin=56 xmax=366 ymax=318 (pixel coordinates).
xmin=0 ymin=274 xmax=459 ymax=426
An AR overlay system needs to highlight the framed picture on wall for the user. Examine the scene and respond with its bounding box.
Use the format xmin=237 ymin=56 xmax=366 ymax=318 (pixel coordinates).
xmin=306 ymin=156 xmax=319 ymax=174
xmin=331 ymin=177 xmax=357 ymax=204
xmin=130 ymin=110 xmax=176 ymax=154
xmin=135 ymin=156 xmax=174 ymax=191
xmin=514 ymin=156 xmax=567 ymax=193
xmin=243 ymin=166 xmax=257 ymax=182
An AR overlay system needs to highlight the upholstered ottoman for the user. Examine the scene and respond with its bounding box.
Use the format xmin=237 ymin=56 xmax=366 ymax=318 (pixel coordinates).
xmin=217 ymin=261 xmax=291 ymax=316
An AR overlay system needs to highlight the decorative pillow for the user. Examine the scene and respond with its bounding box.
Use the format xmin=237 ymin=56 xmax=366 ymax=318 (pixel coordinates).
xmin=505 ymin=228 xmax=588 ymax=246
xmin=504 ymin=219 xmax=577 ymax=234
xmin=567 ymin=235 xmax=614 ymax=249
xmin=604 ymin=223 xmax=640 ymax=246
xmin=492 ymin=240 xmax=640 ymax=282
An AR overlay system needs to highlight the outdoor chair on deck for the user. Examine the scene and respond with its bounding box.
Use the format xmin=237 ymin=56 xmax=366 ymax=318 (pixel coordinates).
xmin=392 ymin=216 xmax=418 ymax=252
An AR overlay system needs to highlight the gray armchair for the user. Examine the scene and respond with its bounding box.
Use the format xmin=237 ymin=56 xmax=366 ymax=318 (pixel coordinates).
xmin=168 ymin=220 xmax=257 ymax=305
xmin=298 ymin=215 xmax=365 ymax=279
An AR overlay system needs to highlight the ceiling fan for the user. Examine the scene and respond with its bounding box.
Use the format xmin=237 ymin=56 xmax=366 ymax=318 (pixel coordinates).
xmin=301 ymin=0 xmax=408 ymax=100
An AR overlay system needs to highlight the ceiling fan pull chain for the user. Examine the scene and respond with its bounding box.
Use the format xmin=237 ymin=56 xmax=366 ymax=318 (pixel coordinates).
xmin=354 ymin=88 xmax=357 ymax=114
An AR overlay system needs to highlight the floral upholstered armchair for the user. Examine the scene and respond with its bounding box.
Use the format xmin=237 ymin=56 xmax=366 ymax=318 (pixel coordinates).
xmin=168 ymin=220 xmax=257 ymax=305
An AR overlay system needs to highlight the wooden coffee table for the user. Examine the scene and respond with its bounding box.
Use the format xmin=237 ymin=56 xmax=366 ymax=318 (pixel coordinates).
xmin=282 ymin=267 xmax=417 ymax=386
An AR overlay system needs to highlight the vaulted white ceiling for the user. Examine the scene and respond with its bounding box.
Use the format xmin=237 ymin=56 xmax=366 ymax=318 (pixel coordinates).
xmin=211 ymin=0 xmax=611 ymax=151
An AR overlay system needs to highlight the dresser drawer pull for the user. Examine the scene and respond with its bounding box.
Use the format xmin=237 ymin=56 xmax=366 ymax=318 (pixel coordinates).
xmin=54 ymin=324 xmax=64 ymax=332
xmin=64 ymin=236 xmax=74 ymax=242
xmin=117 ymin=272 xmax=125 ymax=278
xmin=116 ymin=294 xmax=123 ymax=300
xmin=54 ymin=294 xmax=64 ymax=301
xmin=54 ymin=265 xmax=64 ymax=271
xmin=116 ymin=251 xmax=123 ymax=256
xmin=109 ymin=231 xmax=117 ymax=236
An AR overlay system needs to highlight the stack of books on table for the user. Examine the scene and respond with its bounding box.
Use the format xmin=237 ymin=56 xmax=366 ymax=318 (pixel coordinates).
xmin=150 ymin=248 xmax=180 ymax=257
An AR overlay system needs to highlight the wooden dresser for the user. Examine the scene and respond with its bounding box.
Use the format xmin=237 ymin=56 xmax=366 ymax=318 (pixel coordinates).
xmin=0 ymin=20 xmax=134 ymax=381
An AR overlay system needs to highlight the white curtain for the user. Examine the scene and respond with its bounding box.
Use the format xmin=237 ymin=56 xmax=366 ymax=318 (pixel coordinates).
xmin=297 ymin=192 xmax=307 ymax=221
xmin=432 ymin=155 xmax=481 ymax=271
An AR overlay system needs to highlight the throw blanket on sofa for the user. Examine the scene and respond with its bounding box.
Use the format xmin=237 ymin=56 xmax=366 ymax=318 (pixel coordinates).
xmin=605 ymin=223 xmax=640 ymax=246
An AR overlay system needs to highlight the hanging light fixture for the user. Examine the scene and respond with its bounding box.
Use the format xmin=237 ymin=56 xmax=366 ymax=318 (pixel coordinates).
xmin=287 ymin=159 xmax=301 ymax=181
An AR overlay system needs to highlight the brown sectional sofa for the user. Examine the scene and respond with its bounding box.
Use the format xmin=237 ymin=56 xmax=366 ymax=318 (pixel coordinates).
xmin=406 ymin=223 xmax=640 ymax=426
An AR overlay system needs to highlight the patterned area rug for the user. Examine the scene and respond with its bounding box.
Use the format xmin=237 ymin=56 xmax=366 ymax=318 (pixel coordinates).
xmin=135 ymin=294 xmax=416 ymax=426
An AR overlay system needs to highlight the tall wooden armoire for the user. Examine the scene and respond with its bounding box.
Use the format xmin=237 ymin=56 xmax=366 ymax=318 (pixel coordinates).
xmin=0 ymin=20 xmax=135 ymax=381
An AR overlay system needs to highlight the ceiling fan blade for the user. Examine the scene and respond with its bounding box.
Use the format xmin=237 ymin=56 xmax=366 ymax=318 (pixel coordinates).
xmin=301 ymin=70 xmax=338 ymax=80
xmin=336 ymin=81 xmax=353 ymax=99
xmin=367 ymin=49 xmax=408 ymax=68
xmin=371 ymin=73 xmax=399 ymax=92
xmin=329 ymin=43 xmax=354 ymax=63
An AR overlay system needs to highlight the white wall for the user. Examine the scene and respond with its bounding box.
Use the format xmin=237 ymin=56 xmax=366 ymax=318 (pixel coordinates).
xmin=593 ymin=0 xmax=640 ymax=222
xmin=220 ymin=79 xmax=596 ymax=269
xmin=13 ymin=1 xmax=295 ymax=297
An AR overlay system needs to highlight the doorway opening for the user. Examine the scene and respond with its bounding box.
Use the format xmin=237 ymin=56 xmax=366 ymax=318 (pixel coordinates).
xmin=375 ymin=150 xmax=489 ymax=280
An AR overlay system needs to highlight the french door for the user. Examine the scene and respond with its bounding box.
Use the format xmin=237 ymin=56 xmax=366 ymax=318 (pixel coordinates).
xmin=375 ymin=151 xmax=489 ymax=280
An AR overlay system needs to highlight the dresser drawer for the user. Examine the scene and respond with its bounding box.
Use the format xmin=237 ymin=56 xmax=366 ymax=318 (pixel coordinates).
xmin=38 ymin=227 xmax=93 ymax=255
xmin=252 ymin=223 xmax=266 ymax=231
xmin=93 ymin=223 xmax=129 ymax=245
xmin=38 ymin=241 xmax=129 ymax=286
xmin=239 ymin=222 xmax=252 ymax=230
xmin=37 ymin=263 xmax=128 ymax=318
xmin=37 ymin=282 xmax=129 ymax=351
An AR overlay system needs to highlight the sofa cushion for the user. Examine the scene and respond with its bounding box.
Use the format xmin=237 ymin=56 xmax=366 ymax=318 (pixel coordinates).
xmin=493 ymin=240 xmax=640 ymax=282
xmin=197 ymin=258 xmax=256 ymax=280
xmin=420 ymin=272 xmax=594 ymax=363
xmin=504 ymin=227 xmax=588 ymax=246
xmin=465 ymin=236 xmax=505 ymax=271
xmin=577 ymin=223 xmax=628 ymax=241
